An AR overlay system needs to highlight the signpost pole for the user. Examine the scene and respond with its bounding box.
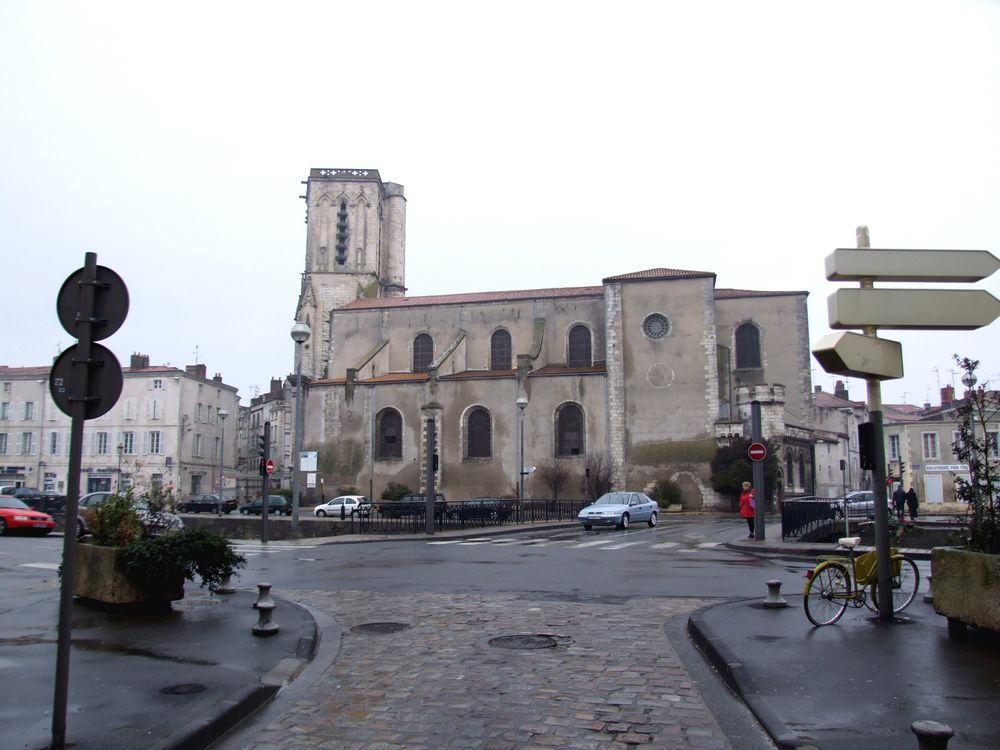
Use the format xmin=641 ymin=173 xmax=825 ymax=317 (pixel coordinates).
xmin=261 ymin=421 xmax=270 ymax=544
xmin=854 ymin=226 xmax=895 ymax=621
xmin=751 ymin=402 xmax=765 ymax=541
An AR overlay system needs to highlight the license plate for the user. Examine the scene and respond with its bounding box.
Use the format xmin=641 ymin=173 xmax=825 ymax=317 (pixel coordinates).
xmin=33 ymin=523 xmax=49 ymax=528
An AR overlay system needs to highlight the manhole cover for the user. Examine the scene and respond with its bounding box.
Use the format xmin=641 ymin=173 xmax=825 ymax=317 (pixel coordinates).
xmin=351 ymin=622 xmax=411 ymax=634
xmin=488 ymin=634 xmax=558 ymax=650
xmin=160 ymin=683 xmax=206 ymax=695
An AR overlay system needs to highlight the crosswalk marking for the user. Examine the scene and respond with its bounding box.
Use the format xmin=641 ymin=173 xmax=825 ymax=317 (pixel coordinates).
xmin=650 ymin=541 xmax=679 ymax=549
xmin=598 ymin=540 xmax=647 ymax=550
xmin=423 ymin=532 xmax=739 ymax=553
xmin=575 ymin=538 xmax=617 ymax=548
xmin=19 ymin=562 xmax=60 ymax=570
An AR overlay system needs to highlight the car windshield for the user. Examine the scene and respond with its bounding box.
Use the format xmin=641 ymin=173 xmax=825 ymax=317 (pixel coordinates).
xmin=594 ymin=493 xmax=630 ymax=505
xmin=0 ymin=498 xmax=31 ymax=509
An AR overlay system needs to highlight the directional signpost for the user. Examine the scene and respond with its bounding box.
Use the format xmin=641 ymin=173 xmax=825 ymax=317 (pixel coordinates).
xmin=812 ymin=230 xmax=999 ymax=622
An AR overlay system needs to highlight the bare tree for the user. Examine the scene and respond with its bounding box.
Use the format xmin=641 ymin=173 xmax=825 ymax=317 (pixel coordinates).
xmin=583 ymin=452 xmax=613 ymax=500
xmin=536 ymin=462 xmax=569 ymax=499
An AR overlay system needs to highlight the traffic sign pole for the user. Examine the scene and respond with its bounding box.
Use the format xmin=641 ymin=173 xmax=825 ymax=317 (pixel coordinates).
xmin=751 ymin=402 xmax=765 ymax=542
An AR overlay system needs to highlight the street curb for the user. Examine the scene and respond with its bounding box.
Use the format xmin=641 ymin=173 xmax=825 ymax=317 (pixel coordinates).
xmin=687 ymin=605 xmax=809 ymax=750
xmin=154 ymin=595 xmax=319 ymax=750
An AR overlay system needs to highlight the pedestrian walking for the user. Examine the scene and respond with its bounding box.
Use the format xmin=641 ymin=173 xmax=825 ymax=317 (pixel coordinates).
xmin=905 ymin=487 xmax=919 ymax=520
xmin=892 ymin=485 xmax=906 ymax=520
xmin=739 ymin=481 xmax=756 ymax=538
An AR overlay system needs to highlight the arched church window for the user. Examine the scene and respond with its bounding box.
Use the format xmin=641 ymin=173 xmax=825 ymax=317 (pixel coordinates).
xmin=735 ymin=323 xmax=761 ymax=369
xmin=490 ymin=329 xmax=512 ymax=371
xmin=466 ymin=407 xmax=492 ymax=459
xmin=556 ymin=403 xmax=585 ymax=457
xmin=567 ymin=325 xmax=592 ymax=368
xmin=413 ymin=334 xmax=433 ymax=373
xmin=376 ymin=408 xmax=402 ymax=460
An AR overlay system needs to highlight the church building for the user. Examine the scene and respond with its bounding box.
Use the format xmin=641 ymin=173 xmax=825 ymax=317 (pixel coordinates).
xmin=294 ymin=168 xmax=815 ymax=508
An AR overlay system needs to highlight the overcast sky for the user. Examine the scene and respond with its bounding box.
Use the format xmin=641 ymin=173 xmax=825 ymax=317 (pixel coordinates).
xmin=2 ymin=1 xmax=998 ymax=410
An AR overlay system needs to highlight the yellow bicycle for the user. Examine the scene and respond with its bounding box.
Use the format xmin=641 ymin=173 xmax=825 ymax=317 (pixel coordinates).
xmin=803 ymin=535 xmax=920 ymax=627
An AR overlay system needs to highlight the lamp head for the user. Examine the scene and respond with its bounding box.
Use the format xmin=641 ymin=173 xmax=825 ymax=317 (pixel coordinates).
xmin=290 ymin=321 xmax=312 ymax=344
xmin=219 ymin=409 xmax=229 ymax=421
xmin=516 ymin=396 xmax=528 ymax=410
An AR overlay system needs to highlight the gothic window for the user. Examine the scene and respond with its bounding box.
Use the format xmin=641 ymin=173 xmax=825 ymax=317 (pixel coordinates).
xmin=786 ymin=452 xmax=794 ymax=487
xmin=466 ymin=407 xmax=492 ymax=459
xmin=490 ymin=329 xmax=512 ymax=370
xmin=413 ymin=334 xmax=434 ymax=373
xmin=556 ymin=403 xmax=585 ymax=457
xmin=735 ymin=323 xmax=761 ymax=369
xmin=798 ymin=453 xmax=806 ymax=487
xmin=567 ymin=325 xmax=592 ymax=368
xmin=376 ymin=408 xmax=403 ymax=459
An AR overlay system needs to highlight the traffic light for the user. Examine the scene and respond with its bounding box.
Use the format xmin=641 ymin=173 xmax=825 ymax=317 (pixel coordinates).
xmin=858 ymin=422 xmax=876 ymax=471
xmin=257 ymin=422 xmax=271 ymax=476
xmin=257 ymin=435 xmax=266 ymax=458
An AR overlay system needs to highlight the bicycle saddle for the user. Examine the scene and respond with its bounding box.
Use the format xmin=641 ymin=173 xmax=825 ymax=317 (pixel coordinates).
xmin=838 ymin=537 xmax=861 ymax=548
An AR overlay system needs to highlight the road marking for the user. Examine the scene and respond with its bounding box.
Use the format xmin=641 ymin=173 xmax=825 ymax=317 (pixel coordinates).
xmin=696 ymin=542 xmax=722 ymax=549
xmin=650 ymin=541 xmax=680 ymax=549
xmin=232 ymin=544 xmax=318 ymax=551
xmin=573 ymin=538 xmax=617 ymax=547
xmin=599 ymin=540 xmax=647 ymax=550
xmin=19 ymin=563 xmax=60 ymax=570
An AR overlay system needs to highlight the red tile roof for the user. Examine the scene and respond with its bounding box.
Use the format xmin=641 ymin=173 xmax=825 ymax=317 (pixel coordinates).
xmin=530 ymin=364 xmax=607 ymax=377
xmin=715 ymin=288 xmax=809 ymax=299
xmin=603 ymin=268 xmax=715 ymax=282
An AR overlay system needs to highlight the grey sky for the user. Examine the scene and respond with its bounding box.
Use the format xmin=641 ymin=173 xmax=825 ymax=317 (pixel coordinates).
xmin=2 ymin=1 xmax=998 ymax=408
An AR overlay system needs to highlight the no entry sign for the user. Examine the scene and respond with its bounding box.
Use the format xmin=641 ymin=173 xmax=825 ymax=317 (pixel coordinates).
xmin=265 ymin=459 xmax=275 ymax=476
xmin=747 ymin=442 xmax=767 ymax=462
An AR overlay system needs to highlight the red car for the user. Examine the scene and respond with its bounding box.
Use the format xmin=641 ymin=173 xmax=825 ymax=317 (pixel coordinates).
xmin=0 ymin=497 xmax=56 ymax=536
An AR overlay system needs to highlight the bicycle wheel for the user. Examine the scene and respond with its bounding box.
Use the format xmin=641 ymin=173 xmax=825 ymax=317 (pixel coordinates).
xmin=804 ymin=561 xmax=851 ymax=626
xmin=872 ymin=555 xmax=920 ymax=613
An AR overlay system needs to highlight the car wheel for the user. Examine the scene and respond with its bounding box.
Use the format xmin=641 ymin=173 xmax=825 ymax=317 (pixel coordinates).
xmin=583 ymin=524 xmax=593 ymax=531
xmin=648 ymin=512 xmax=657 ymax=527
xmin=619 ymin=513 xmax=630 ymax=529
xmin=76 ymin=518 xmax=86 ymax=539
xmin=317 ymin=509 xmax=327 ymax=517
xmin=240 ymin=508 xmax=248 ymax=515
xmin=0 ymin=518 xmax=6 ymax=535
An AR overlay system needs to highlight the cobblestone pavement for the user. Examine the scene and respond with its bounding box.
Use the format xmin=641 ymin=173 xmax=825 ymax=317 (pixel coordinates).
xmin=240 ymin=590 xmax=731 ymax=750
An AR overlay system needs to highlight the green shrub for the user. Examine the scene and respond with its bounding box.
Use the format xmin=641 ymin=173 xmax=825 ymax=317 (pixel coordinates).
xmin=649 ymin=478 xmax=681 ymax=506
xmin=88 ymin=491 xmax=143 ymax=547
xmin=121 ymin=527 xmax=246 ymax=598
xmin=381 ymin=482 xmax=409 ymax=501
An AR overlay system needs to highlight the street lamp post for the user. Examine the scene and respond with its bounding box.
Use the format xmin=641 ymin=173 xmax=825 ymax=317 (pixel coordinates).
xmin=290 ymin=321 xmax=311 ymax=533
xmin=218 ymin=409 xmax=228 ymax=515
xmin=516 ymin=396 xmax=528 ymax=521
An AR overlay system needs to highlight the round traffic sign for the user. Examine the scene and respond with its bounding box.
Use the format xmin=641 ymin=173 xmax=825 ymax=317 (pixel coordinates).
xmin=747 ymin=442 xmax=767 ymax=462
xmin=265 ymin=459 xmax=275 ymax=476
xmin=57 ymin=264 xmax=130 ymax=341
xmin=49 ymin=343 xmax=123 ymax=419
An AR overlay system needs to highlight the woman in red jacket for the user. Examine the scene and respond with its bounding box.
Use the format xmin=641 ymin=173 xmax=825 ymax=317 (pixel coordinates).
xmin=739 ymin=481 xmax=756 ymax=538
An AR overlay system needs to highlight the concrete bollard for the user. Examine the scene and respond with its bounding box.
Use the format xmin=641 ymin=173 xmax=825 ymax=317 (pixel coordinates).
xmin=763 ymin=579 xmax=788 ymax=608
xmin=923 ymin=575 xmax=933 ymax=604
xmin=252 ymin=582 xmax=280 ymax=637
xmin=911 ymin=720 xmax=953 ymax=749
xmin=215 ymin=573 xmax=236 ymax=595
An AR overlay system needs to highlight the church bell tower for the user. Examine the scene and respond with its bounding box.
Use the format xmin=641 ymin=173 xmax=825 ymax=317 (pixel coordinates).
xmin=295 ymin=168 xmax=406 ymax=379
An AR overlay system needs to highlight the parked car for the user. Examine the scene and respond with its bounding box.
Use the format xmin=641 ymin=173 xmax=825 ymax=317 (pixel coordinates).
xmin=578 ymin=491 xmax=659 ymax=530
xmin=446 ymin=497 xmax=512 ymax=522
xmin=314 ymin=495 xmax=371 ymax=518
xmin=377 ymin=493 xmax=447 ymax=518
xmin=238 ymin=495 xmax=291 ymax=516
xmin=832 ymin=491 xmax=876 ymax=519
xmin=176 ymin=494 xmax=224 ymax=513
xmin=221 ymin=497 xmax=240 ymax=514
xmin=0 ymin=497 xmax=55 ymax=536
xmin=76 ymin=491 xmax=184 ymax=539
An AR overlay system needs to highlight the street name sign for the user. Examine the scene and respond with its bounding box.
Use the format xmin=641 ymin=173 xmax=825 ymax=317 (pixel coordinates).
xmin=828 ymin=288 xmax=1000 ymax=330
xmin=825 ymin=248 xmax=1000 ymax=283
xmin=812 ymin=331 xmax=904 ymax=380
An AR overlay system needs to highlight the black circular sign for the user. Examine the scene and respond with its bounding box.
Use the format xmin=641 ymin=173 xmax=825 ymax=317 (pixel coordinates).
xmin=49 ymin=343 xmax=124 ymax=419
xmin=56 ymin=265 xmax=129 ymax=341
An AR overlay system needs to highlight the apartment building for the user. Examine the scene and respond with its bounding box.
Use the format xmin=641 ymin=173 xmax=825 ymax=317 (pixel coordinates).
xmin=0 ymin=354 xmax=239 ymax=499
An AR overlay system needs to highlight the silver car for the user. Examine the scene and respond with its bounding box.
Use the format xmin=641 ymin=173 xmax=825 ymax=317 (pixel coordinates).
xmin=578 ymin=491 xmax=659 ymax=530
xmin=77 ymin=491 xmax=184 ymax=538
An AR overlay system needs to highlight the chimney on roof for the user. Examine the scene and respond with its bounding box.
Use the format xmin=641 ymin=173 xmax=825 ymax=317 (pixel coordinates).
xmin=814 ymin=385 xmax=822 ymax=393
xmin=834 ymin=380 xmax=849 ymax=401
xmin=270 ymin=377 xmax=283 ymax=396
xmin=941 ymin=385 xmax=955 ymax=406
xmin=130 ymin=353 xmax=150 ymax=370
xmin=185 ymin=364 xmax=207 ymax=379
xmin=213 ymin=373 xmax=223 ymax=383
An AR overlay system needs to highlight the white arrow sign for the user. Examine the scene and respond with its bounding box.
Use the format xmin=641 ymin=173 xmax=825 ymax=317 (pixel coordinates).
xmin=826 ymin=248 xmax=1000 ymax=282
xmin=812 ymin=331 xmax=904 ymax=380
xmin=828 ymin=289 xmax=1000 ymax=330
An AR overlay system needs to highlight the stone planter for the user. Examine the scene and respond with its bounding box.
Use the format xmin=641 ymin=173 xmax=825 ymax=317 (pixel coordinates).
xmin=931 ymin=547 xmax=1000 ymax=637
xmin=73 ymin=543 xmax=184 ymax=608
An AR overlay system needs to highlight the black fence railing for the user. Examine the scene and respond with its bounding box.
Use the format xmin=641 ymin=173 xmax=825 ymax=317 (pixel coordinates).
xmin=781 ymin=497 xmax=840 ymax=540
xmin=343 ymin=498 xmax=588 ymax=535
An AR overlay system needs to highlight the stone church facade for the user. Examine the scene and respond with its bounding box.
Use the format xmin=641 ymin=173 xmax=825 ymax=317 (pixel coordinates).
xmin=294 ymin=169 xmax=815 ymax=508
